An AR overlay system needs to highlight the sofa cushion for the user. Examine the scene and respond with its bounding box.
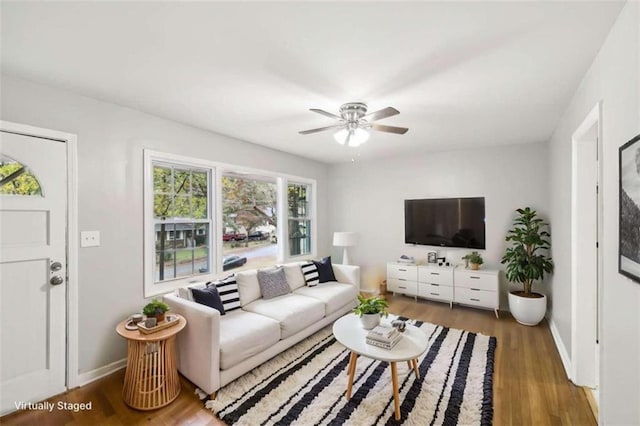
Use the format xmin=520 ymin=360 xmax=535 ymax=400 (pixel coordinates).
xmin=219 ymin=310 xmax=281 ymax=370
xmin=294 ymin=282 xmax=358 ymax=315
xmin=236 ymin=270 xmax=262 ymax=306
xmin=313 ymin=256 xmax=337 ymax=283
xmin=191 ymin=285 xmax=225 ymax=315
xmin=176 ymin=282 xmax=205 ymax=302
xmin=243 ymin=294 xmax=325 ymax=339
xmin=282 ymin=263 xmax=306 ymax=291
xmin=257 ymin=266 xmax=290 ymax=299
xmin=300 ymin=262 xmax=319 ymax=287
xmin=214 ymin=275 xmax=241 ymax=313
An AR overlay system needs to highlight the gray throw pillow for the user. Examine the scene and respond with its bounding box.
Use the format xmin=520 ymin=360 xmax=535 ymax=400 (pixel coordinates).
xmin=257 ymin=267 xmax=290 ymax=300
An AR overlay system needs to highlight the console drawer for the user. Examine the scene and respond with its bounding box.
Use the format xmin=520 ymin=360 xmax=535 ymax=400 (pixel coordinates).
xmin=418 ymin=283 xmax=453 ymax=302
xmin=418 ymin=267 xmax=454 ymax=285
xmin=455 ymin=271 xmax=497 ymax=291
xmin=387 ymin=278 xmax=418 ymax=296
xmin=387 ymin=264 xmax=418 ymax=281
xmin=454 ymin=287 xmax=497 ymax=309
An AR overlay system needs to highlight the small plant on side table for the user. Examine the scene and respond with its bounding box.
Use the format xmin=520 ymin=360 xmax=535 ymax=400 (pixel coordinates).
xmin=143 ymin=299 xmax=170 ymax=322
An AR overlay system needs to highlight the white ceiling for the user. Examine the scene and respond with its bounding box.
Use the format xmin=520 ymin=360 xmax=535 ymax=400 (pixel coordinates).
xmin=1 ymin=1 xmax=624 ymax=164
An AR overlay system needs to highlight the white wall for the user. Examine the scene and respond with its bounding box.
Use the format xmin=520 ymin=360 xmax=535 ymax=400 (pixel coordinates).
xmin=328 ymin=142 xmax=549 ymax=310
xmin=547 ymin=2 xmax=639 ymax=424
xmin=0 ymin=75 xmax=330 ymax=377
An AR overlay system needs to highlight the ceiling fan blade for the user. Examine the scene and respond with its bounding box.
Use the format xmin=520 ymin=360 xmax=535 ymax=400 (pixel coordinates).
xmin=371 ymin=123 xmax=409 ymax=135
xmin=298 ymin=124 xmax=344 ymax=135
xmin=310 ymin=108 xmax=342 ymax=120
xmin=364 ymin=107 xmax=399 ymax=121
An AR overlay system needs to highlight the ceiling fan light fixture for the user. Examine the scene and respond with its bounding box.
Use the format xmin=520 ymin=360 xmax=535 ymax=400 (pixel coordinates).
xmin=333 ymin=127 xmax=369 ymax=147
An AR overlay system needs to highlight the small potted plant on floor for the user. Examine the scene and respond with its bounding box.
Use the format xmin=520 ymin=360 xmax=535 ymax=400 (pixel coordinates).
xmin=354 ymin=295 xmax=389 ymax=330
xmin=501 ymin=207 xmax=554 ymax=326
xmin=463 ymin=251 xmax=484 ymax=270
xmin=143 ymin=299 xmax=170 ymax=323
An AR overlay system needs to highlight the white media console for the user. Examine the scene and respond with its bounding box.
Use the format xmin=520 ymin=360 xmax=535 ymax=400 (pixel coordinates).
xmin=387 ymin=262 xmax=499 ymax=318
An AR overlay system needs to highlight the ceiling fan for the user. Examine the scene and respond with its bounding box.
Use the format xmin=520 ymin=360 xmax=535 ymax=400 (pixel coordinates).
xmin=298 ymin=102 xmax=409 ymax=147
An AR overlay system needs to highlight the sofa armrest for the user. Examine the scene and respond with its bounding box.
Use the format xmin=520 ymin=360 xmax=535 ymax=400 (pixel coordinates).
xmin=163 ymin=294 xmax=221 ymax=394
xmin=332 ymin=264 xmax=360 ymax=291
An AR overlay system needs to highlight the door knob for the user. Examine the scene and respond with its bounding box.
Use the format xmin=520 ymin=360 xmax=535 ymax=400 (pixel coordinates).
xmin=50 ymin=276 xmax=64 ymax=285
xmin=50 ymin=261 xmax=62 ymax=272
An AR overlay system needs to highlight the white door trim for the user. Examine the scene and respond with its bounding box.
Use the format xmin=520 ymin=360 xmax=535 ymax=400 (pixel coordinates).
xmin=570 ymin=101 xmax=602 ymax=390
xmin=0 ymin=120 xmax=79 ymax=389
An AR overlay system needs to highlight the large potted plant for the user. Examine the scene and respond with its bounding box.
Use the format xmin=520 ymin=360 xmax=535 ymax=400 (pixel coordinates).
xmin=354 ymin=295 xmax=388 ymax=330
xmin=501 ymin=207 xmax=554 ymax=326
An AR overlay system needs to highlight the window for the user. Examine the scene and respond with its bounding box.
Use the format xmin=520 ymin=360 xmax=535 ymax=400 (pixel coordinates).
xmin=288 ymin=182 xmax=312 ymax=256
xmin=144 ymin=150 xmax=316 ymax=297
xmin=221 ymin=173 xmax=278 ymax=272
xmin=0 ymin=155 xmax=42 ymax=196
xmin=153 ymin=163 xmax=211 ymax=283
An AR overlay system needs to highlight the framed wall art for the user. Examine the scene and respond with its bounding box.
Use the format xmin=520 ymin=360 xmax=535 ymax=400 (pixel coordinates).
xmin=619 ymin=133 xmax=640 ymax=283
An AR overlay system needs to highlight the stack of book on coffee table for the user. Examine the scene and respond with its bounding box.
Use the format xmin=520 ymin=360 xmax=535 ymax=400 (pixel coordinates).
xmin=366 ymin=325 xmax=402 ymax=350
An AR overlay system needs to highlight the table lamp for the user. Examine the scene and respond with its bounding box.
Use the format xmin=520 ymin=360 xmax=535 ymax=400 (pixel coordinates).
xmin=333 ymin=232 xmax=357 ymax=265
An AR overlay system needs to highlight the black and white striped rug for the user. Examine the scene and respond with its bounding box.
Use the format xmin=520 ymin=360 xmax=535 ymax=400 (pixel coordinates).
xmin=203 ymin=319 xmax=496 ymax=425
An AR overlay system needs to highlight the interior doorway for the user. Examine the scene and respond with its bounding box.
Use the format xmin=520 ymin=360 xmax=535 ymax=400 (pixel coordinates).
xmin=570 ymin=103 xmax=602 ymax=405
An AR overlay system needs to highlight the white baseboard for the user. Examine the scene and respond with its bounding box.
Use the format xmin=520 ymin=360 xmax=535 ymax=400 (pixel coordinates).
xmin=548 ymin=318 xmax=573 ymax=380
xmin=76 ymin=358 xmax=126 ymax=387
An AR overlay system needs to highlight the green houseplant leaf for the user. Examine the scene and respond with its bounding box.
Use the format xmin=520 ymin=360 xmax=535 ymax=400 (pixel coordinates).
xmin=353 ymin=295 xmax=389 ymax=317
xmin=501 ymin=207 xmax=554 ymax=296
xmin=142 ymin=298 xmax=170 ymax=316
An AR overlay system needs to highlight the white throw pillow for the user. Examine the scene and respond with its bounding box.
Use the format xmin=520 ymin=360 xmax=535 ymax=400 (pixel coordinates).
xmin=282 ymin=263 xmax=306 ymax=291
xmin=236 ymin=269 xmax=262 ymax=306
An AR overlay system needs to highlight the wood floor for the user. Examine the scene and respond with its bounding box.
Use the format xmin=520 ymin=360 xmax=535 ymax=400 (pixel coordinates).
xmin=1 ymin=294 xmax=596 ymax=425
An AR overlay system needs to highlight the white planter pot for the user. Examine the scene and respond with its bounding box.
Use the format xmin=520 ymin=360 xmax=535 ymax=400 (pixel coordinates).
xmin=508 ymin=292 xmax=547 ymax=326
xmin=359 ymin=313 xmax=381 ymax=330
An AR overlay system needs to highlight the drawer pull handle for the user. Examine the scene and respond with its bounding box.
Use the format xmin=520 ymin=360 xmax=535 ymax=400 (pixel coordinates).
xmin=470 ymin=276 xmax=480 ymax=279
xmin=399 ymin=286 xmax=407 ymax=289
xmin=430 ymin=272 xmax=440 ymax=275
xmin=399 ymin=269 xmax=407 ymax=272
xmin=430 ymin=292 xmax=440 ymax=296
xmin=399 ymin=278 xmax=407 ymax=282
xmin=470 ymin=288 xmax=481 ymax=291
xmin=470 ymin=298 xmax=480 ymax=302
xmin=431 ymin=283 xmax=440 ymax=286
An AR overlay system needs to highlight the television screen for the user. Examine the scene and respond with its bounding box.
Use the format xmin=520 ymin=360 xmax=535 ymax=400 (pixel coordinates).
xmin=404 ymin=197 xmax=486 ymax=249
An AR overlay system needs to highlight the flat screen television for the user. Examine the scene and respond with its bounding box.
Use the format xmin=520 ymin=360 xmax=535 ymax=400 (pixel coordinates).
xmin=404 ymin=197 xmax=486 ymax=249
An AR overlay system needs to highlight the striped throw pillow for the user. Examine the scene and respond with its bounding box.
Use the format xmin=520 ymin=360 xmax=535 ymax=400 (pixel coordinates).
xmin=211 ymin=275 xmax=241 ymax=313
xmin=300 ymin=262 xmax=319 ymax=287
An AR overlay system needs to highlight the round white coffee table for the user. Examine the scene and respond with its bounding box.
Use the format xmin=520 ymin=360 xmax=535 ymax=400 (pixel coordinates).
xmin=332 ymin=314 xmax=429 ymax=420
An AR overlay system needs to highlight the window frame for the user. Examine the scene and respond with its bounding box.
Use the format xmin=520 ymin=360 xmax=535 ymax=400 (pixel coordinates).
xmin=286 ymin=180 xmax=314 ymax=258
xmin=144 ymin=149 xmax=317 ymax=297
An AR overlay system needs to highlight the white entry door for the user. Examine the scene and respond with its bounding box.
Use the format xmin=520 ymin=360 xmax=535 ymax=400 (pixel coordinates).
xmin=0 ymin=131 xmax=67 ymax=415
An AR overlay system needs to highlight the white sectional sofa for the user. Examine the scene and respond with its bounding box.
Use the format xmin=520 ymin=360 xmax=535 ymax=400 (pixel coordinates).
xmin=163 ymin=262 xmax=360 ymax=397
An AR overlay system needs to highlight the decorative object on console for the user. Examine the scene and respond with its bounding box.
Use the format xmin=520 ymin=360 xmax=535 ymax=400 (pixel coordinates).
xmin=396 ymin=254 xmax=415 ymax=264
xmin=298 ymin=102 xmax=409 ymax=148
xmin=142 ymin=298 xmax=170 ymax=322
xmin=426 ymin=251 xmax=437 ymax=263
xmin=619 ymin=133 xmax=640 ymax=284
xmin=501 ymin=207 xmax=554 ymax=326
xmin=333 ymin=232 xmax=357 ymax=265
xmin=462 ymin=251 xmax=484 ymax=270
xmin=353 ymin=294 xmax=389 ymax=330
xmin=437 ymin=256 xmax=446 ymax=266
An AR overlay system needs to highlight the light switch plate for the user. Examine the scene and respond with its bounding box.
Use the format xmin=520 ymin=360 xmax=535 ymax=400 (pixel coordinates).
xmin=81 ymin=231 xmax=100 ymax=247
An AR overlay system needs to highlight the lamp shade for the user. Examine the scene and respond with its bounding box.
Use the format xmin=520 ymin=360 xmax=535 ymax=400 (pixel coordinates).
xmin=333 ymin=232 xmax=357 ymax=247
